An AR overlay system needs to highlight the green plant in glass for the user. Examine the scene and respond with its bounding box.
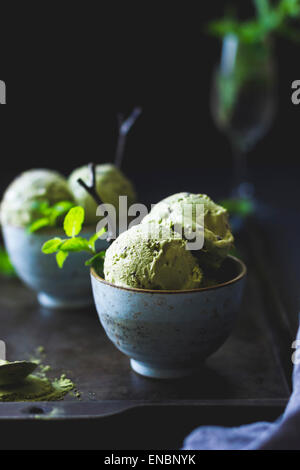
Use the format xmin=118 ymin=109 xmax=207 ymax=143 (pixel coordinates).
xmin=210 ymin=0 xmax=300 ymax=207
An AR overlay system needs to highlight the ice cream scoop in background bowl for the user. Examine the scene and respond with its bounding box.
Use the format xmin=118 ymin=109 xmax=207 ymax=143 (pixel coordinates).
xmin=91 ymin=255 xmax=246 ymax=379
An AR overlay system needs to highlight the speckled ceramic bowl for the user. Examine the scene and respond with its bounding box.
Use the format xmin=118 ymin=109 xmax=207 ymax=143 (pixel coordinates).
xmin=2 ymin=224 xmax=108 ymax=309
xmin=91 ymin=255 xmax=247 ymax=379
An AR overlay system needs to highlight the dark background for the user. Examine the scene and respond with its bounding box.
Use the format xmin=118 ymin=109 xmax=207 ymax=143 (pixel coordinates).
xmin=0 ymin=1 xmax=299 ymax=207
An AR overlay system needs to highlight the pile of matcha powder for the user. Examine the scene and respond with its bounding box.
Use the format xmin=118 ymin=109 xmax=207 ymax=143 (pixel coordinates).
xmin=0 ymin=348 xmax=75 ymax=402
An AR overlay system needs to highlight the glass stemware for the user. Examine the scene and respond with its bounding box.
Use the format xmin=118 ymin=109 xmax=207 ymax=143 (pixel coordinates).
xmin=211 ymin=34 xmax=276 ymax=200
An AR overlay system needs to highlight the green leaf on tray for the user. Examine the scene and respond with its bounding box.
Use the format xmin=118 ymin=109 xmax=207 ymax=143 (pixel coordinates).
xmin=63 ymin=206 xmax=85 ymax=238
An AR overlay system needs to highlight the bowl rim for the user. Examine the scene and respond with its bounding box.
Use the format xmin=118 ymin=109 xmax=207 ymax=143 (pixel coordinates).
xmin=90 ymin=255 xmax=247 ymax=295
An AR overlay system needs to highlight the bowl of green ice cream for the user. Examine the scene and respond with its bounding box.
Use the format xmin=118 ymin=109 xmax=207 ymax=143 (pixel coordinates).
xmin=1 ymin=165 xmax=136 ymax=309
xmin=91 ymin=195 xmax=246 ymax=379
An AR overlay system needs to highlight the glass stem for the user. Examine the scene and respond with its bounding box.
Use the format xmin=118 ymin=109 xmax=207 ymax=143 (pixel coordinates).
xmin=231 ymin=144 xmax=254 ymax=199
xmin=233 ymin=145 xmax=247 ymax=191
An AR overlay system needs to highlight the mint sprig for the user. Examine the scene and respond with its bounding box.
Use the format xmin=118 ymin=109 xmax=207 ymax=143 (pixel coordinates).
xmin=42 ymin=206 xmax=106 ymax=274
xmin=28 ymin=200 xmax=75 ymax=233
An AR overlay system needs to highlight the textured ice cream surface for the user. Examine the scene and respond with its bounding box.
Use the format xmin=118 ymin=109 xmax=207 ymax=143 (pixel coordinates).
xmin=104 ymin=223 xmax=203 ymax=290
xmin=142 ymin=192 xmax=234 ymax=269
xmin=68 ymin=164 xmax=136 ymax=225
xmin=0 ymin=169 xmax=74 ymax=227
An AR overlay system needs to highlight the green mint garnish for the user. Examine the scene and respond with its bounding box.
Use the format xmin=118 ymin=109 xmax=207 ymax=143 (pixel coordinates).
xmin=28 ymin=218 xmax=54 ymax=233
xmin=28 ymin=200 xmax=75 ymax=233
xmin=59 ymin=237 xmax=92 ymax=253
xmin=88 ymin=227 xmax=106 ymax=251
xmin=85 ymin=251 xmax=105 ymax=266
xmin=42 ymin=238 xmax=63 ymax=254
xmin=63 ymin=206 xmax=85 ymax=238
xmin=208 ymin=0 xmax=300 ymax=43
xmin=42 ymin=206 xmax=107 ymax=271
xmin=85 ymin=251 xmax=106 ymax=278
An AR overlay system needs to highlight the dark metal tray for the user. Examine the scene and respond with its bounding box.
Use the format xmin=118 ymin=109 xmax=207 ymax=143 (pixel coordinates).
xmin=0 ymin=221 xmax=294 ymax=421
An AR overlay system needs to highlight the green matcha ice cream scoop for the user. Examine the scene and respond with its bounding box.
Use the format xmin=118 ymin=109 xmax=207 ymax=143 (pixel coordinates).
xmin=142 ymin=192 xmax=234 ymax=270
xmin=0 ymin=169 xmax=74 ymax=227
xmin=68 ymin=163 xmax=136 ymax=225
xmin=0 ymin=360 xmax=38 ymax=386
xmin=104 ymin=223 xmax=203 ymax=290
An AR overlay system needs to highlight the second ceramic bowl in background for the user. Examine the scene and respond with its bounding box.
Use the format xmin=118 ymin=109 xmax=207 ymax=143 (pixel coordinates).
xmin=2 ymin=224 xmax=108 ymax=309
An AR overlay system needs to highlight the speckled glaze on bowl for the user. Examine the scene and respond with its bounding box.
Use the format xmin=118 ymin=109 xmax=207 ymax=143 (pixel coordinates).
xmin=2 ymin=224 xmax=108 ymax=309
xmin=91 ymin=255 xmax=247 ymax=379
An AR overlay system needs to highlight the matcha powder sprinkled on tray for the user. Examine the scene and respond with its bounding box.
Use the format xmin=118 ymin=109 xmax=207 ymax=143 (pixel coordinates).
xmin=0 ymin=346 xmax=75 ymax=402
xmin=0 ymin=374 xmax=74 ymax=402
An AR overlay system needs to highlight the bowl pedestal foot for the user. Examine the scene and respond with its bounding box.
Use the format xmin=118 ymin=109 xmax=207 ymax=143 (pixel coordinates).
xmin=130 ymin=358 xmax=201 ymax=379
xmin=37 ymin=292 xmax=93 ymax=310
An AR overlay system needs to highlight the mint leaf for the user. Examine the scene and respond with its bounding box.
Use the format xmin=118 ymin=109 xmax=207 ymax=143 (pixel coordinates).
xmin=42 ymin=238 xmax=63 ymax=254
xmin=63 ymin=207 xmax=85 ymax=237
xmin=52 ymin=200 xmax=75 ymax=213
xmin=89 ymin=227 xmax=107 ymax=250
xmin=28 ymin=217 xmax=52 ymax=233
xmin=30 ymin=200 xmax=50 ymax=215
xmin=27 ymin=200 xmax=76 ymax=233
xmin=85 ymin=251 xmax=105 ymax=266
xmin=51 ymin=201 xmax=75 ymax=218
xmin=56 ymin=251 xmax=69 ymax=268
xmin=59 ymin=237 xmax=92 ymax=253
xmin=85 ymin=251 xmax=106 ymax=277
xmin=49 ymin=201 xmax=75 ymax=226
